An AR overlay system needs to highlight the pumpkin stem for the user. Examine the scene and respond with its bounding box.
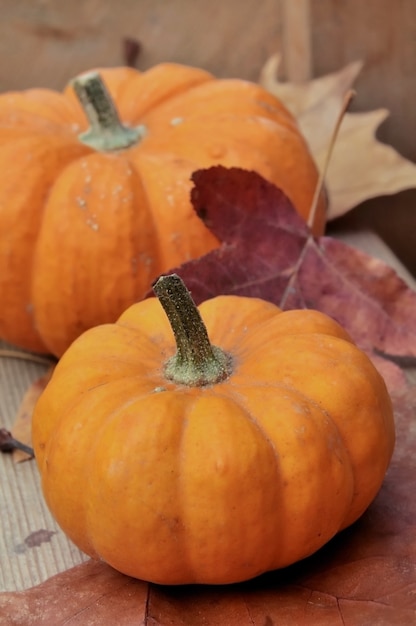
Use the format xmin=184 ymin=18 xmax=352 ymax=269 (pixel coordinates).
xmin=72 ymin=71 xmax=146 ymax=151
xmin=153 ymin=274 xmax=232 ymax=387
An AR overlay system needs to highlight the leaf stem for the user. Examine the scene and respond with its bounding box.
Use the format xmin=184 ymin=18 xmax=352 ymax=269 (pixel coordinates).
xmin=307 ymin=89 xmax=356 ymax=232
xmin=0 ymin=428 xmax=34 ymax=457
xmin=152 ymin=274 xmax=232 ymax=386
xmin=72 ymin=71 xmax=146 ymax=151
xmin=0 ymin=349 xmax=54 ymax=366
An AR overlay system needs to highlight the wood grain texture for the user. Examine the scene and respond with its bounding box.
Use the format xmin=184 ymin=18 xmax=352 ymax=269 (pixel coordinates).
xmin=308 ymin=0 xmax=416 ymax=276
xmin=310 ymin=0 xmax=416 ymax=159
xmin=328 ymin=190 xmax=416 ymax=278
xmin=0 ymin=347 xmax=89 ymax=593
xmin=0 ymin=0 xmax=280 ymax=90
xmin=280 ymin=0 xmax=312 ymax=81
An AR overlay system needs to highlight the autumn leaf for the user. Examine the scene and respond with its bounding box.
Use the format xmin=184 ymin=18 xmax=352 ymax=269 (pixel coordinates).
xmin=0 ymin=560 xmax=148 ymax=625
xmin=167 ymin=166 xmax=416 ymax=376
xmin=259 ymin=54 xmax=416 ymax=220
xmin=1 ymin=381 xmax=415 ymax=623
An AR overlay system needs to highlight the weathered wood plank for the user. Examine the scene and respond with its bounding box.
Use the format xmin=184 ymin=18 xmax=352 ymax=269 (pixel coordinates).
xmin=0 ymin=0 xmax=280 ymax=90
xmin=280 ymin=0 xmax=312 ymax=81
xmin=309 ymin=0 xmax=416 ymax=168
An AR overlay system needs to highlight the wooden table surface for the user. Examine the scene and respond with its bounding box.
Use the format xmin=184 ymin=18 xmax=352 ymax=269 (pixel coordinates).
xmin=1 ymin=230 xmax=415 ymax=593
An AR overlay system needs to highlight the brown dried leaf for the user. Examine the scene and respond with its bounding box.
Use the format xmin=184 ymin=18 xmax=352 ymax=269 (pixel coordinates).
xmin=11 ymin=367 xmax=54 ymax=462
xmin=0 ymin=383 xmax=415 ymax=623
xmin=260 ymin=54 xmax=416 ymax=219
xmin=0 ymin=560 xmax=148 ymax=625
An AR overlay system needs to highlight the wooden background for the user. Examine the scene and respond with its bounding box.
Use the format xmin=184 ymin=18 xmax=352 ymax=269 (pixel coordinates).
xmin=308 ymin=0 xmax=416 ymax=278
xmin=0 ymin=0 xmax=415 ymax=275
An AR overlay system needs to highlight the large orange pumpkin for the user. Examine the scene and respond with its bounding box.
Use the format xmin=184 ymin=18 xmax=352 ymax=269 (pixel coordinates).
xmin=0 ymin=63 xmax=326 ymax=357
xmin=32 ymin=274 xmax=395 ymax=585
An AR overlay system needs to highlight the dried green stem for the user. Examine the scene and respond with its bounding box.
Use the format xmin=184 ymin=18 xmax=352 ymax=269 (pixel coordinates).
xmin=72 ymin=71 xmax=146 ymax=151
xmin=153 ymin=274 xmax=232 ymax=386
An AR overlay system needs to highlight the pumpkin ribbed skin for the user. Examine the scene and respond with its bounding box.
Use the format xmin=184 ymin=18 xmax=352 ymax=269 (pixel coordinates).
xmin=0 ymin=63 xmax=325 ymax=356
xmin=32 ymin=295 xmax=395 ymax=585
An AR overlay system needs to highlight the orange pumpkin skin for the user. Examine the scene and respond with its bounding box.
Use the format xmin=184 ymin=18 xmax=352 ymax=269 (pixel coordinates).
xmin=32 ymin=294 xmax=395 ymax=585
xmin=0 ymin=63 xmax=325 ymax=356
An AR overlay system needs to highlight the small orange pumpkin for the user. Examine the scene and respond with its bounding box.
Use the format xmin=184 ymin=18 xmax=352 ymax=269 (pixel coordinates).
xmin=0 ymin=63 xmax=325 ymax=357
xmin=32 ymin=274 xmax=395 ymax=585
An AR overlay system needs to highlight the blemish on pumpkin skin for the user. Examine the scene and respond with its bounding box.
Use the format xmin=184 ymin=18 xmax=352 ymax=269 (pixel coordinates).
xmin=257 ymin=99 xmax=282 ymax=116
xmin=170 ymin=232 xmax=181 ymax=244
xmin=208 ymin=144 xmax=226 ymax=159
xmin=159 ymin=514 xmax=185 ymax=535
xmin=86 ymin=217 xmax=99 ymax=231
xmin=215 ymin=458 xmax=229 ymax=475
xmin=122 ymin=193 xmax=134 ymax=204
xmin=153 ymin=386 xmax=167 ymax=393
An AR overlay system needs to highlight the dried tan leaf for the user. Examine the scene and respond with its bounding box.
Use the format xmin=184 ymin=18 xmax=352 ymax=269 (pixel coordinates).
xmin=260 ymin=54 xmax=416 ymax=220
xmin=260 ymin=54 xmax=363 ymax=120
xmin=322 ymin=109 xmax=416 ymax=218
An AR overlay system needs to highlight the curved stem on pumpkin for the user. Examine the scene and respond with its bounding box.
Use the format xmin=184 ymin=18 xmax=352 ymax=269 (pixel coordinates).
xmin=72 ymin=72 xmax=146 ymax=152
xmin=153 ymin=274 xmax=232 ymax=387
